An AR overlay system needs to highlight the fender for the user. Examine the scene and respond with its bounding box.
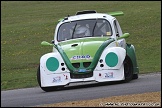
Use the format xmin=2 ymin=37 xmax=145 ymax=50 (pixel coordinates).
xmin=40 ymin=51 xmax=70 ymax=87
xmin=40 ymin=50 xmax=69 ymax=75
xmin=96 ymin=47 xmax=126 ymax=70
xmin=126 ymin=43 xmax=139 ymax=74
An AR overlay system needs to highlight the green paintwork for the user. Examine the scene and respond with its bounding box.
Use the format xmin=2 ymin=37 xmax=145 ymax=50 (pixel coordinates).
xmin=105 ymin=52 xmax=118 ymax=67
xmin=58 ymin=18 xmax=63 ymax=22
xmin=46 ymin=57 xmax=59 ymax=71
xmin=56 ymin=38 xmax=115 ymax=74
xmin=89 ymin=38 xmax=115 ymax=70
xmin=126 ymin=44 xmax=139 ymax=74
xmin=55 ymin=44 xmax=75 ymax=72
xmin=107 ymin=11 xmax=124 ymax=16
xmin=117 ymin=33 xmax=130 ymax=40
xmin=58 ymin=37 xmax=109 ymax=63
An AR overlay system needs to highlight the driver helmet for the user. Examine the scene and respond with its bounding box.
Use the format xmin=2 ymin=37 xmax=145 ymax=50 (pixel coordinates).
xmin=75 ymin=26 xmax=90 ymax=37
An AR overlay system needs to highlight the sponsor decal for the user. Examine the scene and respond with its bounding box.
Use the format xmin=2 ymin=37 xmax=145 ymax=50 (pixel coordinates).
xmin=52 ymin=76 xmax=62 ymax=83
xmin=104 ymin=72 xmax=113 ymax=78
xmin=106 ymin=32 xmax=111 ymax=36
xmin=71 ymin=55 xmax=92 ymax=60
xmin=63 ymin=74 xmax=68 ymax=80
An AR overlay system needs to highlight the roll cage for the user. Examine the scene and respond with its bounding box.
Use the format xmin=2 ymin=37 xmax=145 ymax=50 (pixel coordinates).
xmin=57 ymin=19 xmax=112 ymax=42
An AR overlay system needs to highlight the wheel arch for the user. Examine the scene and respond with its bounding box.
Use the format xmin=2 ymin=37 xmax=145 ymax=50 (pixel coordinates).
xmin=126 ymin=43 xmax=139 ymax=74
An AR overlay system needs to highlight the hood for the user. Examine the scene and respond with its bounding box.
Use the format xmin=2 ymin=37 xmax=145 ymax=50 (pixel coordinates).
xmin=58 ymin=37 xmax=108 ymax=63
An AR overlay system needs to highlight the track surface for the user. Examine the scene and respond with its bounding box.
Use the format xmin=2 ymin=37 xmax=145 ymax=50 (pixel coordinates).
xmin=1 ymin=72 xmax=161 ymax=107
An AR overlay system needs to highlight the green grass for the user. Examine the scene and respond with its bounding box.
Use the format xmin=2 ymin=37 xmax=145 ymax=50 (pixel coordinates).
xmin=1 ymin=1 xmax=161 ymax=90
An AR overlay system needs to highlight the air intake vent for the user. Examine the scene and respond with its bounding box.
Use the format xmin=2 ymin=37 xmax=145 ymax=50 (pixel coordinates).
xmin=72 ymin=63 xmax=80 ymax=68
xmin=76 ymin=10 xmax=97 ymax=15
xmin=70 ymin=72 xmax=93 ymax=79
xmin=83 ymin=62 xmax=91 ymax=68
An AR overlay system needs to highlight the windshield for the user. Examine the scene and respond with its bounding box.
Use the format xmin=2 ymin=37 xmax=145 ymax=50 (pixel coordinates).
xmin=57 ymin=19 xmax=112 ymax=41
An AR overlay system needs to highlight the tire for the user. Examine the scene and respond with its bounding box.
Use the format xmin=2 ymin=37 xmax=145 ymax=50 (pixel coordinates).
xmin=37 ymin=65 xmax=63 ymax=92
xmin=123 ymin=56 xmax=133 ymax=82
xmin=133 ymin=74 xmax=138 ymax=79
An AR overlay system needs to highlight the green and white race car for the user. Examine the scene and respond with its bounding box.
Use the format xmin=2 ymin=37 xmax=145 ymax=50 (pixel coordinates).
xmin=37 ymin=10 xmax=139 ymax=92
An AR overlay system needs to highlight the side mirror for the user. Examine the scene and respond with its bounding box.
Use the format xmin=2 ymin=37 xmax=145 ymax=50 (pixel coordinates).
xmin=117 ymin=33 xmax=130 ymax=40
xmin=41 ymin=41 xmax=53 ymax=46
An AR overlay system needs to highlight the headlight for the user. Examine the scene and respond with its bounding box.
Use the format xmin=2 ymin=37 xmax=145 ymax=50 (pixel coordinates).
xmin=46 ymin=57 xmax=59 ymax=71
xmin=105 ymin=52 xmax=118 ymax=67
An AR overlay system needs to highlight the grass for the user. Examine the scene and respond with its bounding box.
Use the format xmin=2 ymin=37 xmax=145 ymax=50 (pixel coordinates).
xmin=1 ymin=1 xmax=161 ymax=90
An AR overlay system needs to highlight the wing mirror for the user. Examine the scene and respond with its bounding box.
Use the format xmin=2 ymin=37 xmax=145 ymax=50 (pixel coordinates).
xmin=117 ymin=33 xmax=130 ymax=40
xmin=41 ymin=41 xmax=53 ymax=46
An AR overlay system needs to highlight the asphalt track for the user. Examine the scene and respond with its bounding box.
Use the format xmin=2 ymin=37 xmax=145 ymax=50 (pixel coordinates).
xmin=1 ymin=72 xmax=161 ymax=107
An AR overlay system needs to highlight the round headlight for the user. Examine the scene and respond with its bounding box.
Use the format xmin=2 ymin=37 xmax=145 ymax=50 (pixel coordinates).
xmin=105 ymin=52 xmax=118 ymax=67
xmin=46 ymin=57 xmax=59 ymax=71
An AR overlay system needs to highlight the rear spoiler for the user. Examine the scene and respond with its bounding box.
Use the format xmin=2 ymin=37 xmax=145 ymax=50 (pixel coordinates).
xmin=58 ymin=18 xmax=63 ymax=22
xmin=107 ymin=11 xmax=124 ymax=16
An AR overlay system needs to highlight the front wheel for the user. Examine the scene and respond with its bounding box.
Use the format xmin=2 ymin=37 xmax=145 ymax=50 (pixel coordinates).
xmin=133 ymin=74 xmax=138 ymax=79
xmin=37 ymin=65 xmax=63 ymax=92
xmin=123 ymin=57 xmax=133 ymax=82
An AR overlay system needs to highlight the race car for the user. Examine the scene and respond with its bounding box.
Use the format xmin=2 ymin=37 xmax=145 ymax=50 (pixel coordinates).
xmin=37 ymin=10 xmax=139 ymax=92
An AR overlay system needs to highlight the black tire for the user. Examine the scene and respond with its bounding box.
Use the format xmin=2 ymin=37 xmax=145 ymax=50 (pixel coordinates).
xmin=133 ymin=74 xmax=138 ymax=79
xmin=123 ymin=56 xmax=133 ymax=82
xmin=37 ymin=65 xmax=63 ymax=92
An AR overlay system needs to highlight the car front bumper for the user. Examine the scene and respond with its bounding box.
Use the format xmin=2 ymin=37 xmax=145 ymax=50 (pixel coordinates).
xmin=40 ymin=66 xmax=124 ymax=87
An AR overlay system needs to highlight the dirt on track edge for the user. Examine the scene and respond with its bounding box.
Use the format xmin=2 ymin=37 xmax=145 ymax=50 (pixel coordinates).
xmin=36 ymin=91 xmax=161 ymax=107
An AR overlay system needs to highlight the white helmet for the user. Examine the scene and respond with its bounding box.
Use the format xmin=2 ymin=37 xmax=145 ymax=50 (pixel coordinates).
xmin=74 ymin=26 xmax=90 ymax=37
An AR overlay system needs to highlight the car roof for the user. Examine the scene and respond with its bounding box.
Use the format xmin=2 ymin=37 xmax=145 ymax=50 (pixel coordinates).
xmin=60 ymin=13 xmax=115 ymax=23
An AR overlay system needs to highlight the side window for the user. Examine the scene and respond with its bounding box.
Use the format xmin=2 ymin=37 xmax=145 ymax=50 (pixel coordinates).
xmin=113 ymin=20 xmax=119 ymax=37
xmin=94 ymin=20 xmax=112 ymax=36
xmin=57 ymin=22 xmax=76 ymax=41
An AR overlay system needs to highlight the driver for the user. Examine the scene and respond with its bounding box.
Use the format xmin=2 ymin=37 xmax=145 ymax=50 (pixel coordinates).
xmin=74 ymin=26 xmax=90 ymax=38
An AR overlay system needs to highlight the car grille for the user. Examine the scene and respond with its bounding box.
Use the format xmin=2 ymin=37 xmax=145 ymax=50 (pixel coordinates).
xmin=70 ymin=72 xmax=93 ymax=79
xmin=72 ymin=62 xmax=91 ymax=68
xmin=83 ymin=62 xmax=91 ymax=68
xmin=72 ymin=63 xmax=80 ymax=68
xmin=71 ymin=62 xmax=92 ymax=79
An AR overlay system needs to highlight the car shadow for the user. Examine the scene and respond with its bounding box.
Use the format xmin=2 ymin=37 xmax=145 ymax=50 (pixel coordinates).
xmin=66 ymin=81 xmax=123 ymax=90
xmin=44 ymin=80 xmax=125 ymax=92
